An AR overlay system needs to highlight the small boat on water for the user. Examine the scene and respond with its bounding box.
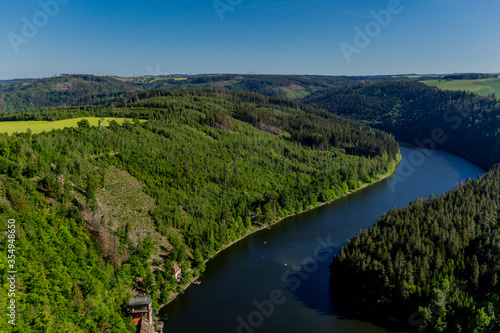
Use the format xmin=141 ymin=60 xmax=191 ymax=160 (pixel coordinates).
xmin=283 ymin=264 xmax=288 ymax=267
xmin=192 ymin=280 xmax=201 ymax=285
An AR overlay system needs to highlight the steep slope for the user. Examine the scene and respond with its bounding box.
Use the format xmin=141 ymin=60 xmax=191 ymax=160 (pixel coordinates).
xmin=331 ymin=167 xmax=500 ymax=332
xmin=317 ymin=82 xmax=500 ymax=332
xmin=304 ymin=81 xmax=500 ymax=168
xmin=75 ymin=165 xmax=170 ymax=267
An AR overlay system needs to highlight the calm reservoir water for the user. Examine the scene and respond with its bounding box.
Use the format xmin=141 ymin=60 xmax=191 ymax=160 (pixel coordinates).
xmin=162 ymin=144 xmax=485 ymax=333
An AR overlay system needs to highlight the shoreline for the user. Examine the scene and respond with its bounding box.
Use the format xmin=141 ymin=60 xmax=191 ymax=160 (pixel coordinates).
xmin=329 ymin=282 xmax=409 ymax=331
xmin=160 ymin=154 xmax=401 ymax=307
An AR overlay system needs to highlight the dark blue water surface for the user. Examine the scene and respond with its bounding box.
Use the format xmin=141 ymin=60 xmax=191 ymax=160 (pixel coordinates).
xmin=162 ymin=144 xmax=485 ymax=333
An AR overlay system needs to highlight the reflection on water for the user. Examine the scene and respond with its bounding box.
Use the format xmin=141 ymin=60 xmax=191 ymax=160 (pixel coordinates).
xmin=163 ymin=145 xmax=485 ymax=333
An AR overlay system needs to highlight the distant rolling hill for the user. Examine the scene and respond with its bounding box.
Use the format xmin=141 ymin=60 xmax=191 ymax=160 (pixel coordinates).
xmin=0 ymin=73 xmax=430 ymax=112
xmin=2 ymin=73 xmax=496 ymax=114
xmin=0 ymin=74 xmax=140 ymax=112
xmin=0 ymin=74 xmax=331 ymax=112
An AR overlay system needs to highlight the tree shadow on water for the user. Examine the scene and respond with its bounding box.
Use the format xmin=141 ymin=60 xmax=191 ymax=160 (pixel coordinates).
xmin=285 ymin=254 xmax=410 ymax=332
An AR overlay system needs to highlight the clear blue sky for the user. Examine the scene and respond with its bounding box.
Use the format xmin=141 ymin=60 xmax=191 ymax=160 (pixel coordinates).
xmin=0 ymin=0 xmax=499 ymax=79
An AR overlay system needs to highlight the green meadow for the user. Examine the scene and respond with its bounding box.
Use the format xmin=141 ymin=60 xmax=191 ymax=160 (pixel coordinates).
xmin=0 ymin=117 xmax=142 ymax=135
xmin=423 ymin=77 xmax=500 ymax=97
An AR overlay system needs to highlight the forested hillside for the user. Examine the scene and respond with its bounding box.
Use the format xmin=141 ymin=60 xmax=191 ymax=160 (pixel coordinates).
xmin=304 ymin=81 xmax=500 ymax=168
xmin=0 ymin=89 xmax=399 ymax=332
xmin=320 ymin=82 xmax=500 ymax=332
xmin=331 ymin=166 xmax=500 ymax=332
xmin=0 ymin=74 xmax=431 ymax=113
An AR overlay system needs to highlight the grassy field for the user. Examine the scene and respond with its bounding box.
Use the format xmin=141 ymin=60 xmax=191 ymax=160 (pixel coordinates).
xmin=0 ymin=117 xmax=143 ymax=135
xmin=422 ymin=77 xmax=500 ymax=97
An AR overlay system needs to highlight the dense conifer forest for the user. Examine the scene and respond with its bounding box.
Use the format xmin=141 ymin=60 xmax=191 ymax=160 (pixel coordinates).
xmin=304 ymin=81 xmax=500 ymax=168
xmin=2 ymin=76 xmax=499 ymax=332
xmin=0 ymin=89 xmax=399 ymax=332
xmin=322 ymin=82 xmax=500 ymax=332
xmin=331 ymin=166 xmax=500 ymax=332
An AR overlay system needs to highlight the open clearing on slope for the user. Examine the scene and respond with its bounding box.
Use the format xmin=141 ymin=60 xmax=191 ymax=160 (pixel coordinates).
xmin=422 ymin=78 xmax=500 ymax=97
xmin=0 ymin=117 xmax=145 ymax=135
